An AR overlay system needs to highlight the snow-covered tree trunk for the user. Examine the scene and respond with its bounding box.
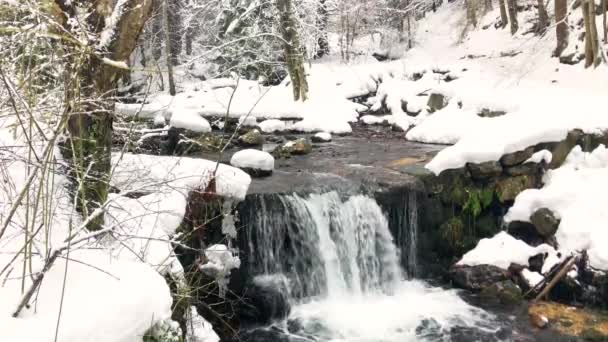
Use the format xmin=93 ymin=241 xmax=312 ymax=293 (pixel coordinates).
xmin=602 ymin=0 xmax=607 ymax=44
xmin=276 ymin=0 xmax=309 ymax=101
xmin=315 ymin=0 xmax=330 ymax=58
xmin=54 ymin=0 xmax=152 ymax=231
xmin=498 ymin=0 xmax=509 ymax=28
xmin=506 ymin=0 xmax=518 ymax=34
xmin=554 ymin=0 xmax=568 ymax=55
xmin=582 ymin=0 xmax=601 ymax=67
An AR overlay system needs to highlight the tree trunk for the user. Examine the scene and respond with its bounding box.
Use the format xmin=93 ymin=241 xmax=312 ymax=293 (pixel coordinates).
xmin=276 ymin=0 xmax=309 ymax=101
xmin=163 ymin=0 xmax=177 ymax=95
xmin=167 ymin=0 xmax=182 ymax=65
xmin=498 ymin=0 xmax=509 ymax=27
xmin=554 ymin=0 xmax=569 ymax=56
xmin=603 ymin=0 xmax=607 ymax=43
xmin=507 ymin=0 xmax=518 ymax=34
xmin=466 ymin=0 xmax=478 ymax=27
xmin=582 ymin=0 xmax=601 ymax=67
xmin=536 ymin=0 xmax=549 ymax=33
xmin=55 ymin=0 xmax=152 ymax=231
xmin=315 ymin=0 xmax=329 ymax=59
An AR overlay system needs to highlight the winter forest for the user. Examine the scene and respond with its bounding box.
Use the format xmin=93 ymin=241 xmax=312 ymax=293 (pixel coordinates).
xmin=1 ymin=0 xmax=608 ymax=340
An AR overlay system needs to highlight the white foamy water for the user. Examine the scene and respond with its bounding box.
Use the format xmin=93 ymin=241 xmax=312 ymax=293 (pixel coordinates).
xmin=291 ymin=280 xmax=493 ymax=341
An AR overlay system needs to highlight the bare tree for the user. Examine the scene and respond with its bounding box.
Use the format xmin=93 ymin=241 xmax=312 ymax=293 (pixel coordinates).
xmin=554 ymin=0 xmax=568 ymax=56
xmin=536 ymin=0 xmax=549 ymax=33
xmin=277 ymin=0 xmax=309 ymax=101
xmin=53 ymin=0 xmax=152 ymax=231
xmin=506 ymin=0 xmax=518 ymax=34
xmin=582 ymin=0 xmax=601 ymax=67
xmin=498 ymin=0 xmax=509 ymax=28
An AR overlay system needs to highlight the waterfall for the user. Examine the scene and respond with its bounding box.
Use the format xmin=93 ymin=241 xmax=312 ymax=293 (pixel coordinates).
xmin=239 ymin=190 xmax=496 ymax=342
xmin=240 ymin=191 xmax=404 ymax=299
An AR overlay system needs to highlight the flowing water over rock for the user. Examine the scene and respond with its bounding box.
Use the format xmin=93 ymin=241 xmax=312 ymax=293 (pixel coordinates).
xmin=239 ymin=191 xmax=501 ymax=341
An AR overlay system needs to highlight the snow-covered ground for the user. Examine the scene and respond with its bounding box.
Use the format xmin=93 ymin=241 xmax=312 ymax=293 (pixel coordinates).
xmin=0 ymin=120 xmax=248 ymax=341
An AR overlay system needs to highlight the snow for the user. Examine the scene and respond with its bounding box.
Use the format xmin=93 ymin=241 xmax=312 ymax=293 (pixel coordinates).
xmin=457 ymin=232 xmax=555 ymax=270
xmin=525 ymin=150 xmax=553 ymax=164
xmin=360 ymin=115 xmax=385 ymax=125
xmin=259 ymin=119 xmax=288 ymax=133
xmin=230 ymin=149 xmax=274 ymax=172
xmin=0 ymin=116 xmax=249 ymax=341
xmin=314 ymin=132 xmax=332 ymax=142
xmin=239 ymin=115 xmax=258 ymax=127
xmin=0 ymin=125 xmax=175 ymax=342
xmin=186 ymin=307 xmax=219 ymax=342
xmin=521 ymin=269 xmax=544 ymax=288
xmin=200 ymin=244 xmax=241 ymax=276
xmin=505 ymin=145 xmax=608 ymax=270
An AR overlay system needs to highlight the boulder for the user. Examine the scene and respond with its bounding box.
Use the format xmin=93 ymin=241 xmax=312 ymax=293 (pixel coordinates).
xmin=530 ymin=208 xmax=560 ymax=238
xmin=479 ymin=280 xmax=523 ymax=306
xmin=504 ymin=162 xmax=539 ymax=176
xmin=238 ymin=129 xmax=264 ymax=147
xmin=284 ymin=138 xmax=312 ymax=155
xmin=499 ymin=147 xmax=534 ymax=166
xmin=311 ymin=132 xmax=332 ymax=143
xmin=466 ymin=161 xmax=503 ymax=180
xmin=238 ymin=275 xmax=291 ymax=327
xmin=427 ymin=92 xmax=449 ymax=112
xmin=449 ymin=264 xmax=509 ymax=292
xmin=230 ymin=149 xmax=274 ymax=177
xmin=478 ymin=108 xmax=507 ymax=118
xmin=496 ymin=175 xmax=535 ymax=202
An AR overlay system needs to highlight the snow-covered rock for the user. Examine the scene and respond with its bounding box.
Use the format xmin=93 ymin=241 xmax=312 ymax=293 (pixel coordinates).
xmin=457 ymin=232 xmax=555 ymax=270
xmin=230 ymin=149 xmax=275 ymax=177
xmin=312 ymin=132 xmax=332 ymax=142
xmin=360 ymin=115 xmax=385 ymax=125
xmin=259 ymin=119 xmax=288 ymax=133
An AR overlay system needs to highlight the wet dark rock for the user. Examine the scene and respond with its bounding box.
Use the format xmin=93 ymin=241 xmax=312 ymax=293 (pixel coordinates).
xmin=239 ymin=129 xmax=264 ymax=147
xmin=529 ymin=253 xmax=546 ymax=273
xmin=507 ymin=220 xmax=546 ymax=247
xmin=505 ymin=162 xmax=540 ymax=176
xmin=285 ymin=138 xmax=313 ymax=155
xmin=449 ymin=325 xmax=512 ymax=342
xmin=479 ymin=108 xmax=508 ymax=118
xmin=496 ymin=175 xmax=535 ymax=202
xmin=466 ymin=161 xmax=503 ymax=180
xmin=530 ymin=208 xmax=560 ymax=238
xmin=499 ymin=147 xmax=535 ymax=166
xmin=415 ymin=318 xmax=443 ymax=340
xmin=479 ymin=280 xmax=523 ymax=307
xmin=238 ymin=275 xmax=291 ymax=327
xmin=427 ymin=92 xmax=449 ymax=112
xmin=450 ymin=264 xmax=509 ymax=292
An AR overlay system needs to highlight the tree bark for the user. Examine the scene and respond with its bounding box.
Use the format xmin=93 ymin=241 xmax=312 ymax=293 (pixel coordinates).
xmin=554 ymin=0 xmax=569 ymax=56
xmin=315 ymin=0 xmax=329 ymax=59
xmin=506 ymin=0 xmax=518 ymax=34
xmin=536 ymin=0 xmax=549 ymax=33
xmin=163 ymin=0 xmax=177 ymax=95
xmin=582 ymin=0 xmax=601 ymax=67
xmin=498 ymin=0 xmax=509 ymax=28
xmin=55 ymin=0 xmax=152 ymax=231
xmin=602 ymin=0 xmax=608 ymax=44
xmin=466 ymin=0 xmax=478 ymax=27
xmin=276 ymin=0 xmax=308 ymax=101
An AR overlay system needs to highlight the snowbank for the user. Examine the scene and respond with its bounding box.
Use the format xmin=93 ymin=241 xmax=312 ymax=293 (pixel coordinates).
xmin=505 ymin=145 xmax=608 ymax=270
xmin=457 ymin=232 xmax=555 ymax=269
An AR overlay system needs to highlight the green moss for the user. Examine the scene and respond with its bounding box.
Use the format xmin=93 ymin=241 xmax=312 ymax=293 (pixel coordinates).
xmin=496 ymin=175 xmax=533 ymax=202
xmin=440 ymin=217 xmax=465 ymax=251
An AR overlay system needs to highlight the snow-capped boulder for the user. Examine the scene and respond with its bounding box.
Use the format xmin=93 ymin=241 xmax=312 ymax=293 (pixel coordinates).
xmin=311 ymin=132 xmax=332 ymax=143
xmin=230 ymin=149 xmax=274 ymax=177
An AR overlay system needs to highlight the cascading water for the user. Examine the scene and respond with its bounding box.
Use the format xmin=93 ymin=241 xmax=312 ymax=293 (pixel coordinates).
xmin=240 ymin=191 xmax=496 ymax=341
